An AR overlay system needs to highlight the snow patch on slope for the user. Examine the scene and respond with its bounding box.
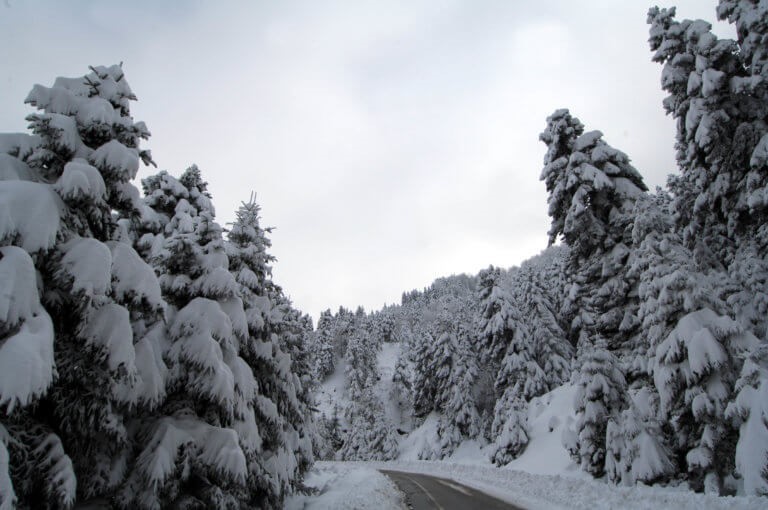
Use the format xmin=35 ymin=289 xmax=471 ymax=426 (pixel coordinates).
xmin=315 ymin=357 xmax=349 ymax=420
xmin=395 ymin=381 xmax=580 ymax=476
xmin=375 ymin=342 xmax=409 ymax=431
xmin=315 ymin=341 xmax=405 ymax=428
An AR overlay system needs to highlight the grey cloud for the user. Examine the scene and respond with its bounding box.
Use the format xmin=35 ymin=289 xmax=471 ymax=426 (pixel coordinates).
xmin=0 ymin=1 xmax=734 ymax=318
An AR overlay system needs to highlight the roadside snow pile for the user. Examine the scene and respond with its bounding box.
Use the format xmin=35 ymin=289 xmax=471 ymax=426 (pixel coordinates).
xmin=360 ymin=460 xmax=767 ymax=510
xmin=285 ymin=461 xmax=404 ymax=510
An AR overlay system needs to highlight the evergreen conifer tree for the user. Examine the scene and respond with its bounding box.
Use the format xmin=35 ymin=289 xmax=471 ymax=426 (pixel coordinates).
xmin=118 ymin=167 xmax=253 ymax=508
xmin=540 ymin=108 xmax=647 ymax=477
xmin=648 ymin=5 xmax=768 ymax=257
xmin=726 ymin=344 xmax=768 ymax=496
xmin=476 ymin=266 xmax=522 ymax=367
xmin=0 ymin=65 xmax=174 ymax=507
xmin=338 ymin=324 xmax=397 ymax=460
xmin=411 ymin=330 xmax=439 ymax=419
xmin=514 ymin=252 xmax=572 ymax=389
xmin=312 ymin=309 xmax=337 ymax=381
xmin=226 ymin=194 xmax=313 ymax=506
xmin=490 ymin=387 xmax=529 ymax=466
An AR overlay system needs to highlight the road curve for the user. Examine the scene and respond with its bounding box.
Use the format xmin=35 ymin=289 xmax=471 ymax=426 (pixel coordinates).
xmin=380 ymin=470 xmax=524 ymax=510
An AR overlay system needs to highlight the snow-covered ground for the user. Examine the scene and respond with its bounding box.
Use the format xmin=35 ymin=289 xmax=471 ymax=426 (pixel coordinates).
xmin=295 ymin=460 xmax=766 ymax=510
xmin=285 ymin=462 xmax=404 ymax=510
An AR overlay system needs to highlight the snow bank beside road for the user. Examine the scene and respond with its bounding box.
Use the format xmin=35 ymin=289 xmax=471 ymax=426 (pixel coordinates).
xmin=291 ymin=460 xmax=766 ymax=510
xmin=360 ymin=460 xmax=767 ymax=510
xmin=285 ymin=462 xmax=404 ymax=510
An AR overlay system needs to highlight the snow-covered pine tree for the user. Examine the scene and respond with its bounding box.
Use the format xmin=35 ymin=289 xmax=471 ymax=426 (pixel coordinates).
xmin=339 ymin=388 xmax=398 ymax=461
xmin=648 ymin=4 xmax=768 ymax=259
xmin=138 ymin=170 xmax=196 ymax=255
xmin=0 ymin=243 xmax=69 ymax=509
xmin=726 ymin=344 xmax=768 ymax=496
xmin=624 ymin=192 xmax=678 ymax=381
xmin=514 ymin=249 xmax=572 ymax=389
xmin=655 ymin=309 xmax=758 ymax=494
xmin=627 ymin=191 xmax=754 ymax=492
xmin=490 ymin=387 xmax=529 ymax=466
xmin=563 ymin=339 xmax=627 ymax=477
xmin=539 ymin=109 xmax=647 ymax=258
xmin=146 ymin=166 xmax=245 ymax=417
xmin=590 ymin=192 xmax=677 ymax=486
xmin=412 ymin=310 xmax=480 ymax=459
xmin=485 ymin=252 xmax=571 ymax=465
xmin=647 ymin=4 xmax=768 ymax=376
xmin=473 ymin=266 xmax=520 ymax=431
xmin=331 ymin=306 xmax=355 ymax=359
xmin=476 ymin=266 xmax=522 ymax=366
xmin=117 ymin=166 xmax=254 ymax=508
xmin=344 ymin=328 xmax=378 ymax=405
xmin=505 ymin=252 xmax=572 ymax=394
xmin=266 ymin=294 xmax=316 ymax=474
xmin=338 ymin=323 xmax=397 ymax=460
xmin=0 ymin=65 xmax=173 ymax=507
xmin=645 ymin=6 xmax=768 ymax=493
xmin=725 ymin=241 xmax=768 ymax=345
xmin=606 ymin=387 xmax=675 ymax=486
xmin=224 ymin=193 xmax=314 ymax=506
xmin=315 ymin=405 xmax=344 ymax=460
xmin=391 ymin=347 xmax=413 ymax=413
xmin=369 ymin=307 xmax=399 ymax=344
xmin=399 ymin=290 xmax=424 ymax=346
xmin=411 ymin=329 xmax=439 ymax=419
xmin=273 ymin=299 xmax=315 ymax=405
xmin=623 ymin=192 xmax=736 ymax=488
xmin=312 ymin=309 xmax=337 ymax=381
xmin=542 ymin=110 xmax=647 ymax=355
xmin=25 ymin=65 xmax=155 ymax=234
xmin=2 ymin=65 xmax=317 ymax=508
xmin=540 ymin=109 xmax=647 ymax=477
xmin=437 ymin=331 xmax=480 ymax=456
xmin=492 ymin=291 xmax=546 ymax=402
xmin=1 ymin=129 xmax=64 ymax=510
xmin=491 ymin=340 xmax=546 ymax=466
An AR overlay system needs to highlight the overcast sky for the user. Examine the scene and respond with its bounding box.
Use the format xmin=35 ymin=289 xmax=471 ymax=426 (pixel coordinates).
xmin=1 ymin=1 xmax=734 ymax=320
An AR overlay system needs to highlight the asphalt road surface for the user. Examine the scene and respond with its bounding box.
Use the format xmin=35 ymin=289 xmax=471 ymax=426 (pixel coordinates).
xmin=380 ymin=470 xmax=524 ymax=510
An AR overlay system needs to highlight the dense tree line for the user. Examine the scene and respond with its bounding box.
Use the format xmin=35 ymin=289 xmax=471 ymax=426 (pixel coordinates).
xmin=0 ymin=65 xmax=313 ymax=509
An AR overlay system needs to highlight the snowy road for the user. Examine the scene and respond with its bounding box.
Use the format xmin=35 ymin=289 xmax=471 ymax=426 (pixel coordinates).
xmin=381 ymin=470 xmax=524 ymax=510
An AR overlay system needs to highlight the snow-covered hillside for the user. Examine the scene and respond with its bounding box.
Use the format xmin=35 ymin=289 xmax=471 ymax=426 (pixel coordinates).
xmin=317 ymin=341 xmax=580 ymax=475
xmin=312 ymin=312 xmax=767 ymax=502
xmin=315 ymin=342 xmax=401 ymax=421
